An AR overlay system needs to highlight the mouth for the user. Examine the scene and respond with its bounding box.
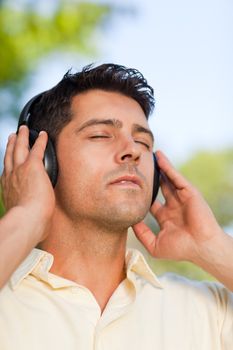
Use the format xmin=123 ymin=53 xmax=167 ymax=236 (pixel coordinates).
xmin=109 ymin=175 xmax=142 ymax=189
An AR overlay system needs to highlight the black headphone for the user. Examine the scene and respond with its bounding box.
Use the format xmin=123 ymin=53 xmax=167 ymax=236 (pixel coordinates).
xmin=152 ymin=153 xmax=160 ymax=205
xmin=17 ymin=93 xmax=58 ymax=187
xmin=17 ymin=93 xmax=160 ymax=205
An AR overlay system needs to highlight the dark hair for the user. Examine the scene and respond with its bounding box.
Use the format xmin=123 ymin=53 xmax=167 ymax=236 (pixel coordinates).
xmin=30 ymin=63 xmax=155 ymax=142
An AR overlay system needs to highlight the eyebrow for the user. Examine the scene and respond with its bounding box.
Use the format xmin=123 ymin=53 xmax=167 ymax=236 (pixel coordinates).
xmin=76 ymin=118 xmax=123 ymax=132
xmin=76 ymin=118 xmax=154 ymax=144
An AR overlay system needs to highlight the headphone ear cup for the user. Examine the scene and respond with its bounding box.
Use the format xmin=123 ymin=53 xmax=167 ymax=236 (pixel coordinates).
xmin=151 ymin=153 xmax=160 ymax=205
xmin=29 ymin=129 xmax=58 ymax=187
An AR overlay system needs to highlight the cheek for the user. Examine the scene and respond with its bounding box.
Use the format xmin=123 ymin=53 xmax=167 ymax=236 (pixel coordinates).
xmin=57 ymin=150 xmax=104 ymax=196
xmin=54 ymin=159 xmax=101 ymax=216
xmin=141 ymin=156 xmax=154 ymax=187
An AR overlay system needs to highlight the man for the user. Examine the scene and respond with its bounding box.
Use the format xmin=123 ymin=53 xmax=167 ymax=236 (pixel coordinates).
xmin=0 ymin=63 xmax=232 ymax=349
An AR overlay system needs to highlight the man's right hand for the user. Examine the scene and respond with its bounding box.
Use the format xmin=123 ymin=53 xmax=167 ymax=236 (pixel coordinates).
xmin=1 ymin=125 xmax=55 ymax=243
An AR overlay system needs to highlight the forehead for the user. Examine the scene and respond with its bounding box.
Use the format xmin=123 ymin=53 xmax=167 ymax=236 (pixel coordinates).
xmin=70 ymin=89 xmax=149 ymax=128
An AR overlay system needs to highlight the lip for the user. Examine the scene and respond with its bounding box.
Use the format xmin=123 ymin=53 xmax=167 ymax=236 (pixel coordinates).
xmin=109 ymin=175 xmax=142 ymax=189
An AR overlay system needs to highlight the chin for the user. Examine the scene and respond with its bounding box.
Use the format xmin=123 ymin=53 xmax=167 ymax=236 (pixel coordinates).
xmin=100 ymin=200 xmax=150 ymax=229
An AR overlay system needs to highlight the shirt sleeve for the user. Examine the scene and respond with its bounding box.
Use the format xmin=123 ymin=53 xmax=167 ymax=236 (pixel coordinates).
xmin=200 ymin=280 xmax=233 ymax=348
xmin=210 ymin=283 xmax=233 ymax=350
xmin=160 ymin=273 xmax=233 ymax=348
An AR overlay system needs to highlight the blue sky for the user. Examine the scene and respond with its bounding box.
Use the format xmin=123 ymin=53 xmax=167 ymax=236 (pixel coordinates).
xmin=0 ymin=0 xmax=232 ymax=165
xmin=100 ymin=0 xmax=233 ymax=164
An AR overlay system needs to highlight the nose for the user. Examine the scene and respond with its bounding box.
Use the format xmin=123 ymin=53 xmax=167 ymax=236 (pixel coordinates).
xmin=115 ymin=135 xmax=141 ymax=165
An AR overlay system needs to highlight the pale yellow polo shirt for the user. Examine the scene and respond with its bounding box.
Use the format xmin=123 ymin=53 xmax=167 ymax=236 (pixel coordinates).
xmin=0 ymin=248 xmax=232 ymax=350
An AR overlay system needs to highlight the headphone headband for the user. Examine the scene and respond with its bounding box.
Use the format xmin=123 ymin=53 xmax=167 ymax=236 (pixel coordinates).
xmin=17 ymin=91 xmax=58 ymax=187
xmin=18 ymin=92 xmax=45 ymax=131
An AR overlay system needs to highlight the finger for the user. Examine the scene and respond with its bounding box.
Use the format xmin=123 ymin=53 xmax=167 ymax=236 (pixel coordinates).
xmin=3 ymin=133 xmax=17 ymax=174
xmin=30 ymin=131 xmax=48 ymax=160
xmin=150 ymin=199 xmax=167 ymax=225
xmin=160 ymin=172 xmax=175 ymax=197
xmin=150 ymin=199 xmax=163 ymax=215
xmin=132 ymin=221 xmax=158 ymax=256
xmin=156 ymin=150 xmax=189 ymax=190
xmin=13 ymin=125 xmax=30 ymax=167
xmin=159 ymin=173 xmax=181 ymax=205
xmin=150 ymin=197 xmax=172 ymax=227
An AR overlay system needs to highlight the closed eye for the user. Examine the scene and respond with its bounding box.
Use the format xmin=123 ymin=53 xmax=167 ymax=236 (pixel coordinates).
xmin=135 ymin=140 xmax=150 ymax=149
xmin=89 ymin=135 xmax=110 ymax=139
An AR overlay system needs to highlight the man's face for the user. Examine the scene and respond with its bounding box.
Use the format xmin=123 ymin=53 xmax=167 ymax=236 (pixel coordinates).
xmin=55 ymin=89 xmax=154 ymax=230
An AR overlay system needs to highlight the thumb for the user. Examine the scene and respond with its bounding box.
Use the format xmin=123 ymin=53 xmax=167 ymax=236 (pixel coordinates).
xmin=132 ymin=221 xmax=158 ymax=256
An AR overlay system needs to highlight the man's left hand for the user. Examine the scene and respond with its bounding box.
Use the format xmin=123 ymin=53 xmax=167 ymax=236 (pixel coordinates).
xmin=133 ymin=150 xmax=233 ymax=292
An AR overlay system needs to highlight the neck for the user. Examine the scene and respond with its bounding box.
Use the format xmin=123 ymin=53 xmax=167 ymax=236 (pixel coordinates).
xmin=39 ymin=208 xmax=128 ymax=312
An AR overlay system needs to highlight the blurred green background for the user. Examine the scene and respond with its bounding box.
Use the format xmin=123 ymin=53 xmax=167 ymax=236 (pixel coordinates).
xmin=0 ymin=0 xmax=232 ymax=281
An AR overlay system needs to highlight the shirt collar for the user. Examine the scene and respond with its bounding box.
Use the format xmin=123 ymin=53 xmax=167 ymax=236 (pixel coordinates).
xmin=10 ymin=248 xmax=52 ymax=290
xmin=125 ymin=248 xmax=163 ymax=289
xmin=10 ymin=248 xmax=163 ymax=290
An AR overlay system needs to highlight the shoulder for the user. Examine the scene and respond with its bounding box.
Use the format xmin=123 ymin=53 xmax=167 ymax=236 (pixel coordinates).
xmin=158 ymin=272 xmax=233 ymax=316
xmin=159 ymin=272 xmax=228 ymax=295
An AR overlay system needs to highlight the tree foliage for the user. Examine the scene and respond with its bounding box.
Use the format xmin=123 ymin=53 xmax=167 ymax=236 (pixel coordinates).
xmin=0 ymin=0 xmax=112 ymax=118
xmin=179 ymin=149 xmax=233 ymax=227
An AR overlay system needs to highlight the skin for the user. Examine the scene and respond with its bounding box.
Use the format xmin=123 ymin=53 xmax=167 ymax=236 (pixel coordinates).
xmin=53 ymin=90 xmax=154 ymax=232
xmin=1 ymin=89 xmax=233 ymax=312
xmin=0 ymin=130 xmax=55 ymax=286
xmin=40 ymin=90 xmax=155 ymax=310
